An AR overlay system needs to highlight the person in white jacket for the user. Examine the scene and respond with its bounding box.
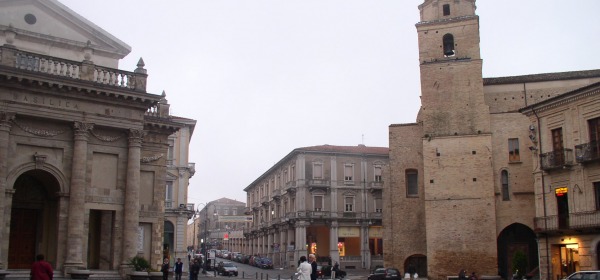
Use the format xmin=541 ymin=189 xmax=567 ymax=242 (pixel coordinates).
xmin=297 ymin=256 xmax=312 ymax=280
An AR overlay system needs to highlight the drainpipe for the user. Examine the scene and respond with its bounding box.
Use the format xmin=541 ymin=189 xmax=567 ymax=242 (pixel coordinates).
xmin=532 ymin=107 xmax=550 ymax=280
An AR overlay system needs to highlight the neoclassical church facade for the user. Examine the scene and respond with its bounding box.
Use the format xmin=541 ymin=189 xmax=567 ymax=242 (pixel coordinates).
xmin=385 ymin=1 xmax=600 ymax=280
xmin=0 ymin=0 xmax=195 ymax=277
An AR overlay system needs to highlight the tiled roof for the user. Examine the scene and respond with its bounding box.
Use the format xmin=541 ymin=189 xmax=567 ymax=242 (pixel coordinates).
xmin=296 ymin=144 xmax=389 ymax=155
xmin=483 ymin=69 xmax=600 ymax=85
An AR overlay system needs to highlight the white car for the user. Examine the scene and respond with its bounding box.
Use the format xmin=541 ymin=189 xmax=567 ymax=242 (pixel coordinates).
xmin=563 ymin=271 xmax=600 ymax=280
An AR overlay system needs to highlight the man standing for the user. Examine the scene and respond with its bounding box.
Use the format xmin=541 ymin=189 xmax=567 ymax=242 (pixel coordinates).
xmin=30 ymin=254 xmax=53 ymax=280
xmin=174 ymin=258 xmax=184 ymax=280
xmin=161 ymin=258 xmax=170 ymax=280
xmin=309 ymin=254 xmax=317 ymax=280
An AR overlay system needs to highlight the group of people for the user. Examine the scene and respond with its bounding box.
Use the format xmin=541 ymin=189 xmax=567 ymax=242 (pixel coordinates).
xmin=161 ymin=258 xmax=184 ymax=280
xmin=296 ymin=254 xmax=345 ymax=280
xmin=458 ymin=268 xmax=479 ymax=280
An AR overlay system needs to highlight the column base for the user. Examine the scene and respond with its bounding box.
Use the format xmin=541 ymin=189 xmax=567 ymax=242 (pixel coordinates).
xmin=119 ymin=264 xmax=135 ymax=279
xmin=63 ymin=263 xmax=85 ymax=276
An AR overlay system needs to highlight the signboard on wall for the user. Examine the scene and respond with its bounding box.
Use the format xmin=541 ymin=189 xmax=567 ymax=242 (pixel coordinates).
xmin=217 ymin=216 xmax=253 ymax=222
xmin=338 ymin=227 xmax=360 ymax=237
xmin=137 ymin=226 xmax=144 ymax=252
xmin=369 ymin=226 xmax=383 ymax=238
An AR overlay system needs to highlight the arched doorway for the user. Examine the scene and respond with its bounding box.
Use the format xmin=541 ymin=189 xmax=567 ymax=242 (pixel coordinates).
xmin=497 ymin=223 xmax=538 ymax=280
xmin=164 ymin=221 xmax=175 ymax=262
xmin=404 ymin=254 xmax=427 ymax=278
xmin=8 ymin=170 xmax=60 ymax=269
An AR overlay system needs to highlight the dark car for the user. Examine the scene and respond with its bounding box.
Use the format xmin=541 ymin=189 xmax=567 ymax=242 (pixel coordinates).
xmin=217 ymin=261 xmax=238 ymax=276
xmin=256 ymin=257 xmax=273 ymax=269
xmin=368 ymin=268 xmax=402 ymax=280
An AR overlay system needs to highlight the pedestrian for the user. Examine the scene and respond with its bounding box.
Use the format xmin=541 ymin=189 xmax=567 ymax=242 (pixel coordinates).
xmin=30 ymin=254 xmax=53 ymax=280
xmin=174 ymin=258 xmax=183 ymax=280
xmin=297 ymin=256 xmax=311 ymax=280
xmin=188 ymin=253 xmax=191 ymax=263
xmin=458 ymin=269 xmax=467 ymax=280
xmin=190 ymin=259 xmax=200 ymax=280
xmin=161 ymin=258 xmax=170 ymax=280
xmin=469 ymin=272 xmax=478 ymax=280
xmin=309 ymin=254 xmax=318 ymax=280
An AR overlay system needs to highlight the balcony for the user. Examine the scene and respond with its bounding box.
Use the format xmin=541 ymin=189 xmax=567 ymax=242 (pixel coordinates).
xmin=284 ymin=181 xmax=297 ymax=193
xmin=272 ymin=189 xmax=282 ymax=200
xmin=575 ymin=141 xmax=600 ymax=163
xmin=540 ymin=149 xmax=574 ymax=171
xmin=2 ymin=46 xmax=147 ymax=92
xmin=261 ymin=195 xmax=270 ymax=206
xmin=308 ymin=179 xmax=330 ymax=191
xmin=534 ymin=211 xmax=600 ymax=232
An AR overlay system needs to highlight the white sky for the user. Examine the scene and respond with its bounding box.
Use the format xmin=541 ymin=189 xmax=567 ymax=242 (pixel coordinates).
xmin=58 ymin=0 xmax=600 ymax=206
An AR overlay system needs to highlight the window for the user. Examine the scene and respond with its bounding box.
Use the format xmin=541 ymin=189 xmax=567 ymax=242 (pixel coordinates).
xmin=595 ymin=182 xmax=600 ymax=210
xmin=165 ymin=181 xmax=173 ymax=201
xmin=345 ymin=196 xmax=354 ymax=212
xmin=374 ymin=166 xmax=383 ymax=182
xmin=314 ymin=195 xmax=323 ymax=211
xmin=406 ymin=169 xmax=418 ymax=197
xmin=167 ymin=139 xmax=174 ymax=160
xmin=501 ymin=170 xmax=510 ymax=201
xmin=344 ymin=164 xmax=354 ymax=181
xmin=588 ymin=117 xmax=600 ymax=159
xmin=509 ymin=138 xmax=520 ymax=162
xmin=291 ymin=165 xmax=296 ymax=181
xmin=443 ymin=4 xmax=450 ymax=16
xmin=375 ymin=197 xmax=382 ymax=213
xmin=232 ymin=208 xmax=237 ymax=215
xmin=552 ymin=128 xmax=565 ymax=165
xmin=223 ymin=208 xmax=229 ymax=215
xmin=313 ymin=162 xmax=323 ymax=179
xmin=443 ymin=33 xmax=455 ymax=56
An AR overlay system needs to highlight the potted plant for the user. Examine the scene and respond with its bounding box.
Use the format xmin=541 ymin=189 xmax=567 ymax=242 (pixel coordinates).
xmin=128 ymin=256 xmax=150 ymax=280
xmin=512 ymin=251 xmax=528 ymax=280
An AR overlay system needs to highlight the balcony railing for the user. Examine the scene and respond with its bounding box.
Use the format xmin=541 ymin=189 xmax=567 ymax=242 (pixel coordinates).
xmin=1 ymin=46 xmax=147 ymax=92
xmin=534 ymin=211 xmax=600 ymax=232
xmin=575 ymin=141 xmax=600 ymax=163
xmin=308 ymin=179 xmax=330 ymax=189
xmin=540 ymin=149 xmax=574 ymax=171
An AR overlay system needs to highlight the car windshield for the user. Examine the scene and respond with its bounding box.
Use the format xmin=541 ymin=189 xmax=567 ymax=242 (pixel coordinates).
xmin=223 ymin=263 xmax=235 ymax=267
xmin=374 ymin=268 xmax=386 ymax=274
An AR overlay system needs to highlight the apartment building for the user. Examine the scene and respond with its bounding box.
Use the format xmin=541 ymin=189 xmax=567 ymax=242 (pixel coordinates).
xmin=243 ymin=145 xmax=388 ymax=269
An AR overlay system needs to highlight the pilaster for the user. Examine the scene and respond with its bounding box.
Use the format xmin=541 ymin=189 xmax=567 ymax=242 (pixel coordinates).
xmin=0 ymin=112 xmax=14 ymax=269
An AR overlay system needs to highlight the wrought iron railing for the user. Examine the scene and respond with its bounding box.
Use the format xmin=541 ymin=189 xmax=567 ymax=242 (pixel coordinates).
xmin=575 ymin=141 xmax=600 ymax=163
xmin=540 ymin=149 xmax=573 ymax=171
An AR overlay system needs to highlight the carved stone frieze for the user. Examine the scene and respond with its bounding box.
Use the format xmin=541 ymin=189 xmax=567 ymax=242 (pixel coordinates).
xmin=141 ymin=154 xmax=163 ymax=163
xmin=13 ymin=119 xmax=65 ymax=137
xmin=33 ymin=152 xmax=47 ymax=169
xmin=90 ymin=130 xmax=122 ymax=142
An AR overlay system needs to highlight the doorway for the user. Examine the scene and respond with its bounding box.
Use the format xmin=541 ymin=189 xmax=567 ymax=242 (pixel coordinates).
xmin=8 ymin=170 xmax=60 ymax=269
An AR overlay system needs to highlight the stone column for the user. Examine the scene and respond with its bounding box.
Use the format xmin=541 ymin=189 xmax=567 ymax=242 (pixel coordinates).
xmin=121 ymin=129 xmax=144 ymax=266
xmin=0 ymin=112 xmax=15 ymax=269
xmin=329 ymin=221 xmax=340 ymax=264
xmin=361 ymin=224 xmax=370 ymax=269
xmin=64 ymin=122 xmax=93 ymax=271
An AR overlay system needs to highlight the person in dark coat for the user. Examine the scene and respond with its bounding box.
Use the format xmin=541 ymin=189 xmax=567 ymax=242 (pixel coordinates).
xmin=30 ymin=254 xmax=53 ymax=280
xmin=161 ymin=258 xmax=170 ymax=280
xmin=309 ymin=254 xmax=317 ymax=280
xmin=174 ymin=258 xmax=183 ymax=280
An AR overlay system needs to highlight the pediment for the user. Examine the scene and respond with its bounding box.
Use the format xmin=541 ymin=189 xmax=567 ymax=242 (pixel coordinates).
xmin=0 ymin=0 xmax=131 ymax=67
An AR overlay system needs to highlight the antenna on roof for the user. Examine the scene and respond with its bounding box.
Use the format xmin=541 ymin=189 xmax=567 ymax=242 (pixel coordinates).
xmin=362 ymin=134 xmax=365 ymax=145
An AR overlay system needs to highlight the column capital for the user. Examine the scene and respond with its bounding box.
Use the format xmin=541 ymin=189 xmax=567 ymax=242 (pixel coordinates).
xmin=73 ymin=122 xmax=94 ymax=139
xmin=0 ymin=111 xmax=15 ymax=131
xmin=128 ymin=129 xmax=146 ymax=146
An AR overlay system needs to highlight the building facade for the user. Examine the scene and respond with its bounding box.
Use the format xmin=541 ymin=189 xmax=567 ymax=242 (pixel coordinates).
xmin=0 ymin=0 xmax=195 ymax=277
xmin=244 ymin=145 xmax=388 ymax=269
xmin=521 ymin=82 xmax=600 ymax=280
xmin=190 ymin=198 xmax=246 ymax=254
xmin=163 ymin=117 xmax=196 ymax=265
xmin=386 ymin=1 xmax=600 ymax=279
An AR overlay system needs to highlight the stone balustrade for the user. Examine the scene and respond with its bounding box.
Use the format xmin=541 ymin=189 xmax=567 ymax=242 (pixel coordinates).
xmin=0 ymin=45 xmax=147 ymax=92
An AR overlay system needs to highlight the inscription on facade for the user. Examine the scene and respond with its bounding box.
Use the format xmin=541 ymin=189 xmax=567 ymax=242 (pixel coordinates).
xmin=13 ymin=93 xmax=79 ymax=109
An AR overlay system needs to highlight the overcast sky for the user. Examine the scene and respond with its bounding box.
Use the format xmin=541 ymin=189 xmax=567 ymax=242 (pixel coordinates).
xmin=58 ymin=0 xmax=600 ymax=207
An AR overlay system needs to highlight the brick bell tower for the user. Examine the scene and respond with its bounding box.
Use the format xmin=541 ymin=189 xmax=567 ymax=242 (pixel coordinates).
xmin=416 ymin=0 xmax=497 ymax=278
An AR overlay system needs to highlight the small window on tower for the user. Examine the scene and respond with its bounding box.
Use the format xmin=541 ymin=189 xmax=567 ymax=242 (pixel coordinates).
xmin=443 ymin=34 xmax=455 ymax=56
xmin=443 ymin=4 xmax=450 ymax=16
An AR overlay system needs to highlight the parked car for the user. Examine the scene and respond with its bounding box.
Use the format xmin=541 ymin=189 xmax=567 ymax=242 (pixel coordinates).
xmin=256 ymin=257 xmax=273 ymax=269
xmin=368 ymin=268 xmax=402 ymax=280
xmin=563 ymin=271 xmax=600 ymax=280
xmin=216 ymin=261 xmax=238 ymax=276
